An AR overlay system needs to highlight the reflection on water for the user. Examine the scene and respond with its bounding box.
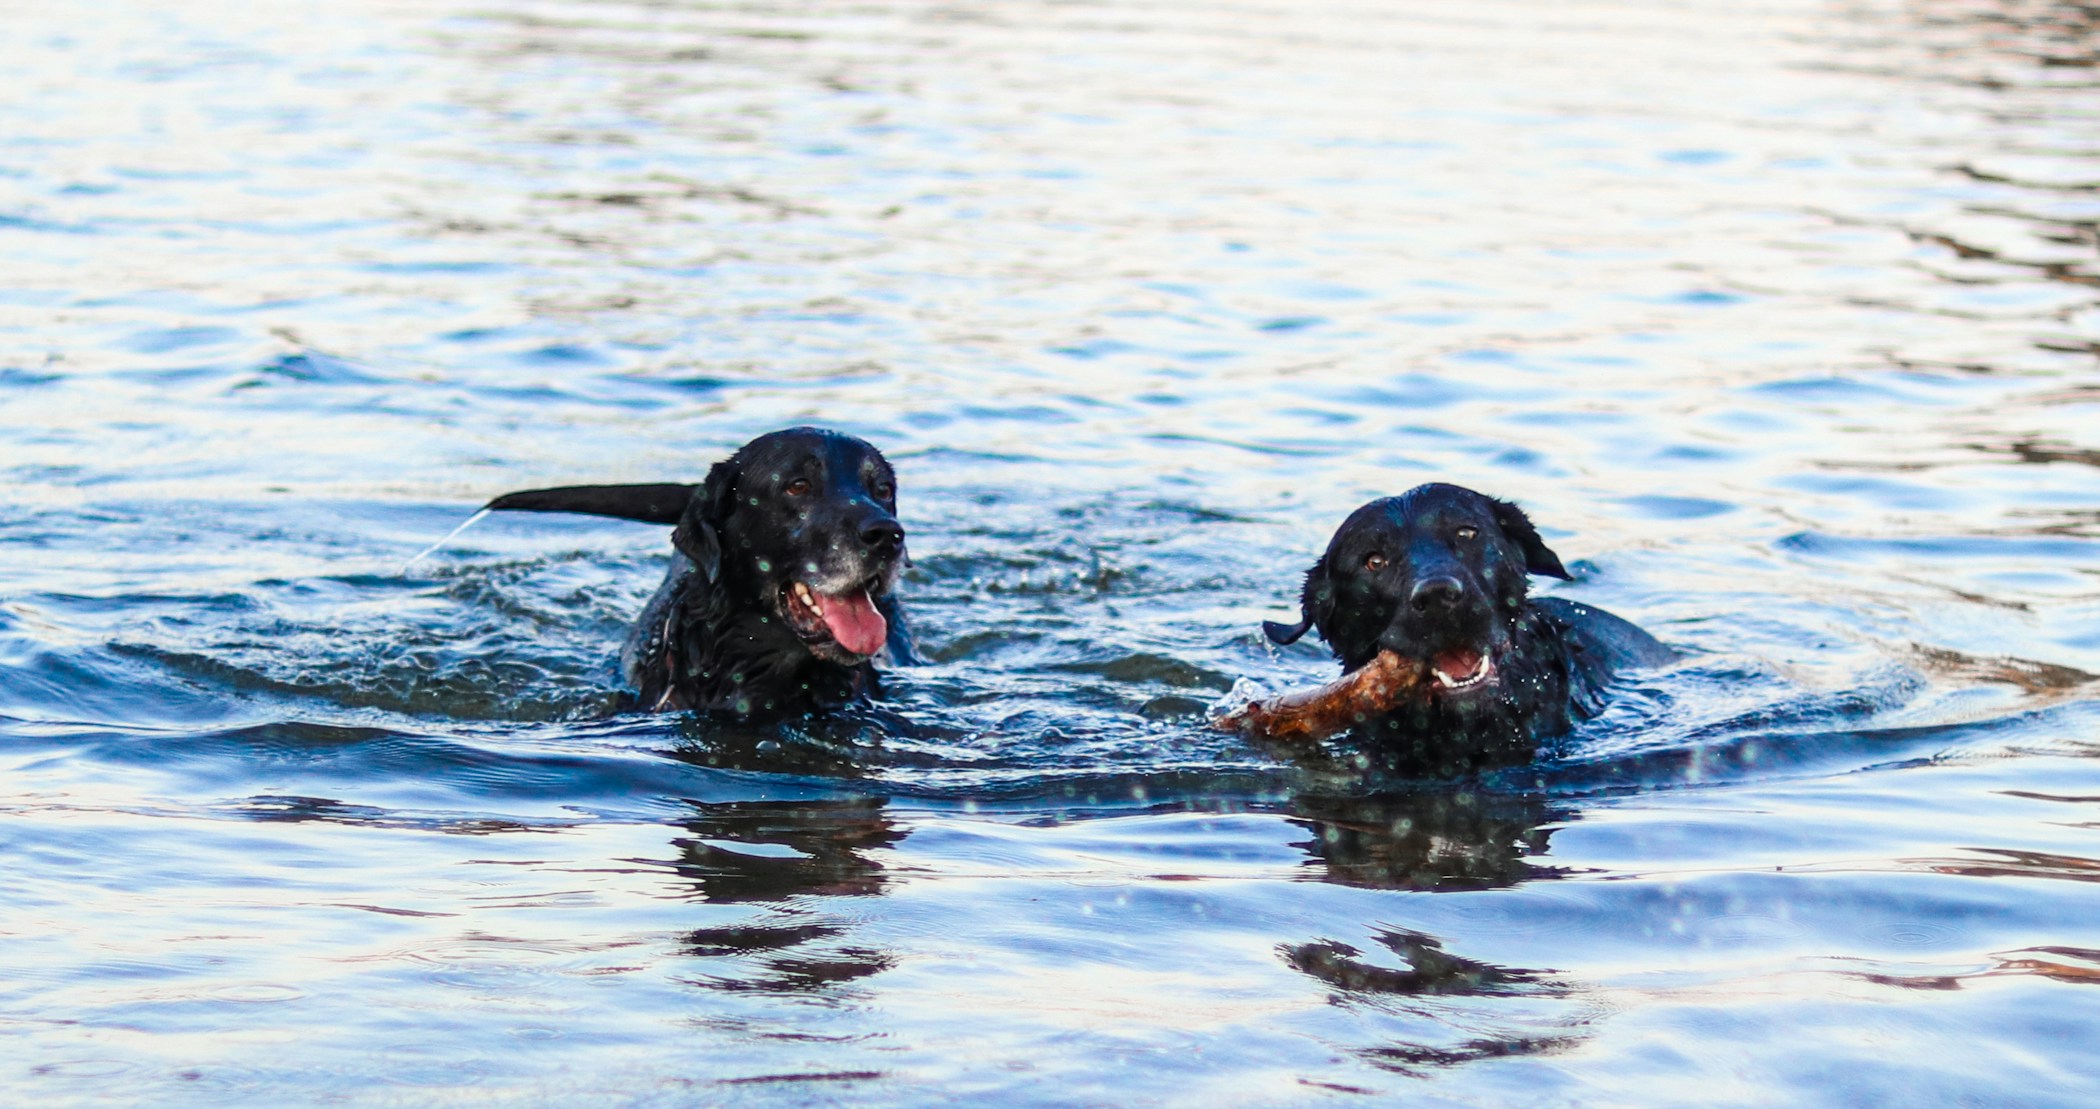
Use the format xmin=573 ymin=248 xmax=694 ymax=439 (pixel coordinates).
xmin=1283 ymin=791 xmax=1591 ymax=1075
xmin=1291 ymin=790 xmax=1567 ymax=891
xmin=676 ymin=799 xmax=900 ymax=998
xmin=1 ymin=0 xmax=2099 ymax=1102
xmin=674 ymin=798 xmax=899 ymax=903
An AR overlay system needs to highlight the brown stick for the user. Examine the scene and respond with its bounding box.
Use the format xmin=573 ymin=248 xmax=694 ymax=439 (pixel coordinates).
xmin=1214 ymin=650 xmax=1424 ymax=744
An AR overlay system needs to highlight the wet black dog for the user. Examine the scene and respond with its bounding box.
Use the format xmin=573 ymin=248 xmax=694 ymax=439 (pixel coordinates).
xmin=1264 ymin=483 xmax=1671 ymax=769
xmin=486 ymin=427 xmax=915 ymax=718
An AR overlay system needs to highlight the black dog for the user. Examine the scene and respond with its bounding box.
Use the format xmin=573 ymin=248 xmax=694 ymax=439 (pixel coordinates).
xmin=1264 ymin=483 xmax=1671 ymax=769
xmin=486 ymin=427 xmax=916 ymax=718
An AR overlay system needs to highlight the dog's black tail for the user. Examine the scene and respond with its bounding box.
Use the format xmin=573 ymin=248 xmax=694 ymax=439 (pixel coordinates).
xmin=485 ymin=483 xmax=695 ymax=526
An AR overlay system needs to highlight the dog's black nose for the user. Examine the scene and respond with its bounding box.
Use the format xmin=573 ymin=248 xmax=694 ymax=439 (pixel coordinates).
xmin=859 ymin=519 xmax=905 ymax=551
xmin=1409 ymin=576 xmax=1464 ymax=613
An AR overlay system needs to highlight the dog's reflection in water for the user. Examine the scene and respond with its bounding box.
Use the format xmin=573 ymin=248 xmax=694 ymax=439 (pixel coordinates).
xmin=1282 ymin=789 xmax=1592 ymax=1073
xmin=1289 ymin=788 xmax=1569 ymax=893
xmin=671 ymin=798 xmax=901 ymax=995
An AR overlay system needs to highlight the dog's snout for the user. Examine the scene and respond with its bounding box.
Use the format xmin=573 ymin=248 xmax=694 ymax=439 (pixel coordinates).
xmin=1409 ymin=576 xmax=1464 ymax=613
xmin=859 ymin=517 xmax=905 ymax=552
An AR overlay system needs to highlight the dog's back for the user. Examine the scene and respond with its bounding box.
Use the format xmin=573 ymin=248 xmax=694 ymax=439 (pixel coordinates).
xmin=1530 ymin=596 xmax=1677 ymax=724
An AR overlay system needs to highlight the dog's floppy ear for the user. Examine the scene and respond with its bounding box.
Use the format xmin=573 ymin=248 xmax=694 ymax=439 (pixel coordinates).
xmin=484 ymin=483 xmax=695 ymax=524
xmin=672 ymin=458 xmax=739 ymax=583
xmin=1489 ymin=497 xmax=1572 ymax=580
xmin=1263 ymin=557 xmax=1334 ymax=645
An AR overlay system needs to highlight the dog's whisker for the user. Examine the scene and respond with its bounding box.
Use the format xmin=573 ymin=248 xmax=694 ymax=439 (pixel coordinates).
xmin=398 ymin=508 xmax=491 ymax=576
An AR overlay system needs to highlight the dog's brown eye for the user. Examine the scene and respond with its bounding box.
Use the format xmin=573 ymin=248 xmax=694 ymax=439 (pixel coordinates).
xmin=1455 ymin=526 xmax=1478 ymax=541
xmin=870 ymin=480 xmax=893 ymax=501
xmin=1363 ymin=552 xmax=1387 ymax=572
xmin=785 ymin=478 xmax=812 ymax=497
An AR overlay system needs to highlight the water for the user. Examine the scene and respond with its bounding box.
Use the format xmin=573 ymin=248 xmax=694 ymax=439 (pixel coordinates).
xmin=2 ymin=0 xmax=2097 ymax=1102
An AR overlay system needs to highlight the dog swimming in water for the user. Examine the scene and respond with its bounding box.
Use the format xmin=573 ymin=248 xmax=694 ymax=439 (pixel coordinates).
xmin=486 ymin=427 xmax=916 ymax=718
xmin=1248 ymin=483 xmax=1673 ymax=771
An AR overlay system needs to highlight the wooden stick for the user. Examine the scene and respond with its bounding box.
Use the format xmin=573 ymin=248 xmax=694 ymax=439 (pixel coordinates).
xmin=1214 ymin=650 xmax=1423 ymax=744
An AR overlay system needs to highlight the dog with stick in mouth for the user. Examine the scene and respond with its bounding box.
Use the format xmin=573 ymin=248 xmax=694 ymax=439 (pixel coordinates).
xmin=1224 ymin=483 xmax=1672 ymax=770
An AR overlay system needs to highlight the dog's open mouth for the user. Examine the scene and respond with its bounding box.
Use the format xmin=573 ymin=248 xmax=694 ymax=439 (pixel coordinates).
xmin=783 ymin=581 xmax=889 ymax=658
xmin=1428 ymin=646 xmax=1495 ymax=691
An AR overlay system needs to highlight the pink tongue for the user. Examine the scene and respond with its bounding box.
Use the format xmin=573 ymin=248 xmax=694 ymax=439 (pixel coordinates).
xmin=818 ymin=588 xmax=888 ymax=657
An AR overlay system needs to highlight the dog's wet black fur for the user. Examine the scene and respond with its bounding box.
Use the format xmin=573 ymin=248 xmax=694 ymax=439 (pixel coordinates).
xmin=1265 ymin=483 xmax=1672 ymax=771
xmin=487 ymin=427 xmax=917 ymax=719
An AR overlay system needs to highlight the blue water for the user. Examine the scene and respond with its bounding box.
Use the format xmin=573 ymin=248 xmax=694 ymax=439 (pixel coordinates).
xmin=3 ymin=0 xmax=2099 ymax=1103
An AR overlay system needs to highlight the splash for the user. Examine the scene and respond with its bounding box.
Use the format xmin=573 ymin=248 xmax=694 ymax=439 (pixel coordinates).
xmin=398 ymin=508 xmax=491 ymax=575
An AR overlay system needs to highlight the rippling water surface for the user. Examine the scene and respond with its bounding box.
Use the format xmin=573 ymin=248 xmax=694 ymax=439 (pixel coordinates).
xmin=3 ymin=0 xmax=2099 ymax=1102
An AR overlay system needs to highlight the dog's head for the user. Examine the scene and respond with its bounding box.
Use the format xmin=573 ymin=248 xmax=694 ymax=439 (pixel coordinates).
xmin=674 ymin=427 xmax=907 ymax=665
xmin=1263 ymin=483 xmax=1570 ymax=698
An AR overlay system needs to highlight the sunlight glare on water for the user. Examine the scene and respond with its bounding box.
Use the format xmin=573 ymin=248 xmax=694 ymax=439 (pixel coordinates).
xmin=1 ymin=0 xmax=2098 ymax=1103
